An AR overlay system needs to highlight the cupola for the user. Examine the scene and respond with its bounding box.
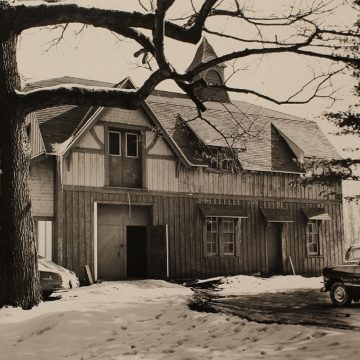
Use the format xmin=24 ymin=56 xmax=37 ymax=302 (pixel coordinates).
xmin=187 ymin=37 xmax=230 ymax=103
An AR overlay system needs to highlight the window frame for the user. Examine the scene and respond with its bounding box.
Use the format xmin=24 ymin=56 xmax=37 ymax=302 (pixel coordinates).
xmin=206 ymin=217 xmax=219 ymax=256
xmin=125 ymin=132 xmax=139 ymax=158
xmin=306 ymin=220 xmax=321 ymax=256
xmin=222 ymin=218 xmax=236 ymax=256
xmin=108 ymin=129 xmax=122 ymax=156
xmin=205 ymin=216 xmax=237 ymax=257
xmin=207 ymin=147 xmax=236 ymax=172
xmin=35 ymin=219 xmax=53 ymax=260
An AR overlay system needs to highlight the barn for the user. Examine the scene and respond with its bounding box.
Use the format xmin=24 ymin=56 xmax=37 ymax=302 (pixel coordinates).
xmin=28 ymin=38 xmax=344 ymax=283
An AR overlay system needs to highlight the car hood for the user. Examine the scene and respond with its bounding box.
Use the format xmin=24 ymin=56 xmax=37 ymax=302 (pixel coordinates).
xmin=323 ymin=263 xmax=357 ymax=277
xmin=38 ymin=257 xmax=79 ymax=289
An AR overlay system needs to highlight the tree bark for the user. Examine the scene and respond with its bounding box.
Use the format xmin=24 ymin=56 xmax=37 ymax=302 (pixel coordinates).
xmin=0 ymin=32 xmax=41 ymax=309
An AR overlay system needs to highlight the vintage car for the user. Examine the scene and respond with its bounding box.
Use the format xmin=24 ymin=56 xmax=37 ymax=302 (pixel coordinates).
xmin=322 ymin=245 xmax=360 ymax=306
xmin=38 ymin=255 xmax=79 ymax=298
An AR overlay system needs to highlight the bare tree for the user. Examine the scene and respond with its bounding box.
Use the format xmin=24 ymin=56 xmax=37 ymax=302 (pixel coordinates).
xmin=0 ymin=0 xmax=358 ymax=309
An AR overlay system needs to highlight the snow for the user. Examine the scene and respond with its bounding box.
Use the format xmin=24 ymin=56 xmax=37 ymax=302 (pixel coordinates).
xmin=1 ymin=277 xmax=359 ymax=360
xmin=38 ymin=257 xmax=79 ymax=289
xmin=50 ymin=136 xmax=73 ymax=154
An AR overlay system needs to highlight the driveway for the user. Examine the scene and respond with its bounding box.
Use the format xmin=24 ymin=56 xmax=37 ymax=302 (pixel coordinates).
xmin=208 ymin=289 xmax=360 ymax=331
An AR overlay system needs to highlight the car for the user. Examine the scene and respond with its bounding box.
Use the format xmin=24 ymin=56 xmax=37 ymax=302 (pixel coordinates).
xmin=321 ymin=245 xmax=360 ymax=306
xmin=38 ymin=255 xmax=79 ymax=299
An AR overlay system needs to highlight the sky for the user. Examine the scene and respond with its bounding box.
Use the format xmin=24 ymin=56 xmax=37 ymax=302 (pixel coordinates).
xmin=16 ymin=0 xmax=359 ymax=154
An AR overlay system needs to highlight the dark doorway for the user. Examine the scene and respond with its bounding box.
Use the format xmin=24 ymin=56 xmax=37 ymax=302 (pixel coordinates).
xmin=127 ymin=226 xmax=147 ymax=278
xmin=267 ymin=223 xmax=283 ymax=275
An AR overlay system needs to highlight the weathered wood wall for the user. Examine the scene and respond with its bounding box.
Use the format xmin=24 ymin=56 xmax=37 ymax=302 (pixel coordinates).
xmin=57 ymin=187 xmax=343 ymax=282
xmin=146 ymin=160 xmax=340 ymax=201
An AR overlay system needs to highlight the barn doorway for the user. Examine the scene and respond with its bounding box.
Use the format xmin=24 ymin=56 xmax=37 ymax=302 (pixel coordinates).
xmin=266 ymin=223 xmax=283 ymax=275
xmin=127 ymin=226 xmax=147 ymax=278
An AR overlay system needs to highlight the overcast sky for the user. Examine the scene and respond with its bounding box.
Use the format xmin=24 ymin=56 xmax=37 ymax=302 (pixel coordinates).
xmin=16 ymin=0 xmax=359 ymax=154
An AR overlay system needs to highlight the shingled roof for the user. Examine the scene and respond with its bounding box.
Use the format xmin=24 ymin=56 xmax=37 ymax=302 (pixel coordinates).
xmin=28 ymin=76 xmax=340 ymax=172
xmin=145 ymin=93 xmax=339 ymax=172
xmin=186 ymin=37 xmax=225 ymax=72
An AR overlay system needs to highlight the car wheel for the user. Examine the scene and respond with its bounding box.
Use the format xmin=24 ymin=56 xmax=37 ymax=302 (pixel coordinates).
xmin=42 ymin=291 xmax=53 ymax=300
xmin=330 ymin=282 xmax=352 ymax=306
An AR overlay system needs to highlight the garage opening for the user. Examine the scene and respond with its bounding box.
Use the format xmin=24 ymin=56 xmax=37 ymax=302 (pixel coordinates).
xmin=127 ymin=226 xmax=147 ymax=278
xmin=267 ymin=223 xmax=283 ymax=275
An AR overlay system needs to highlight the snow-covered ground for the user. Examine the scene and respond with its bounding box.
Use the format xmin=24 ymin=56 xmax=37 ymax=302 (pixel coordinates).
xmin=1 ymin=276 xmax=360 ymax=360
xmin=215 ymin=274 xmax=323 ymax=296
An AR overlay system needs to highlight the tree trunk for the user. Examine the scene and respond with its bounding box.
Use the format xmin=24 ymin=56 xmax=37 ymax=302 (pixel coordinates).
xmin=0 ymin=32 xmax=41 ymax=309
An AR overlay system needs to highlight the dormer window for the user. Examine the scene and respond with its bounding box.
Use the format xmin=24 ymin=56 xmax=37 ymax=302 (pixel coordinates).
xmin=208 ymin=147 xmax=237 ymax=172
xmin=222 ymin=159 xmax=234 ymax=171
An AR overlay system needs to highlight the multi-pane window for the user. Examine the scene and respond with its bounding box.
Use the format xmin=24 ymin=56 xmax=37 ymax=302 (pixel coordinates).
xmin=207 ymin=147 xmax=236 ymax=172
xmin=221 ymin=159 xmax=234 ymax=171
xmin=206 ymin=217 xmax=218 ymax=255
xmin=109 ymin=130 xmax=121 ymax=155
xmin=306 ymin=220 xmax=320 ymax=256
xmin=126 ymin=133 xmax=139 ymax=157
xmin=206 ymin=217 xmax=236 ymax=256
xmin=223 ymin=218 xmax=235 ymax=255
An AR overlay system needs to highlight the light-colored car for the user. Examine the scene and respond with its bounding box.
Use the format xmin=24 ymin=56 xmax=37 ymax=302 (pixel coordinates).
xmin=38 ymin=255 xmax=79 ymax=298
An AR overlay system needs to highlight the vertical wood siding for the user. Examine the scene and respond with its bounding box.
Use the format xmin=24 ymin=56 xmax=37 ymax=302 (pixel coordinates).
xmin=146 ymin=158 xmax=339 ymax=201
xmin=59 ymin=188 xmax=343 ymax=282
xmin=63 ymin=151 xmax=105 ymax=187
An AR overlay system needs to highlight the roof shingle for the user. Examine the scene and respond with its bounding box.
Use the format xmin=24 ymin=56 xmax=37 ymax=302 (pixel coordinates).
xmin=29 ymin=76 xmax=340 ymax=172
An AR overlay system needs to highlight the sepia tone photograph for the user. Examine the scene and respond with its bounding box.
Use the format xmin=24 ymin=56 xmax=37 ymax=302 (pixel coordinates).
xmin=0 ymin=0 xmax=359 ymax=359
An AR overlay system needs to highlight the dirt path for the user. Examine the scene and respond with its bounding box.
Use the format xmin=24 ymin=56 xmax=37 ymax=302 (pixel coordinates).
xmin=209 ymin=289 xmax=360 ymax=331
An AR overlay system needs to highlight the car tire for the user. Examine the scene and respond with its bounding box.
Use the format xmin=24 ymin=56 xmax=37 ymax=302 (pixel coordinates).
xmin=42 ymin=291 xmax=53 ymax=300
xmin=330 ymin=282 xmax=352 ymax=306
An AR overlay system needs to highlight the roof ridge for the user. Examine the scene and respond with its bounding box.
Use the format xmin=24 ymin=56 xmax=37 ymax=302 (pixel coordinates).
xmin=231 ymin=99 xmax=308 ymax=123
xmin=147 ymin=96 xmax=309 ymax=122
xmin=31 ymin=76 xmax=115 ymax=85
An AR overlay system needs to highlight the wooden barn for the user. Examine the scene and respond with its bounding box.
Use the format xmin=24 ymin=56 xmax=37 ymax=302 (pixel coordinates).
xmin=28 ymin=38 xmax=344 ymax=283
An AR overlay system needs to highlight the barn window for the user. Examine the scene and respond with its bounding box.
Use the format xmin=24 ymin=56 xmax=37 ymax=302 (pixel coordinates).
xmin=206 ymin=217 xmax=218 ymax=255
xmin=221 ymin=159 xmax=234 ymax=171
xmin=205 ymin=216 xmax=236 ymax=256
xmin=207 ymin=147 xmax=236 ymax=172
xmin=108 ymin=129 xmax=121 ymax=155
xmin=36 ymin=220 xmax=53 ymax=260
xmin=306 ymin=220 xmax=320 ymax=256
xmin=126 ymin=133 xmax=139 ymax=158
xmin=222 ymin=218 xmax=235 ymax=255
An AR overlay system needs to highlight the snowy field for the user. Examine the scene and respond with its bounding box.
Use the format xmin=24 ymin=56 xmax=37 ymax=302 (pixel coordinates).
xmin=1 ymin=276 xmax=360 ymax=360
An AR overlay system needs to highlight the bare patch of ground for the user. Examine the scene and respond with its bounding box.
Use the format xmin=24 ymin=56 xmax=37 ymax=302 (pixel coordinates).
xmin=204 ymin=289 xmax=360 ymax=331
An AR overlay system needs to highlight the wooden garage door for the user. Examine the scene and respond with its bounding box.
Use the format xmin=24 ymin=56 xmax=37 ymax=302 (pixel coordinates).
xmin=97 ymin=205 xmax=126 ymax=279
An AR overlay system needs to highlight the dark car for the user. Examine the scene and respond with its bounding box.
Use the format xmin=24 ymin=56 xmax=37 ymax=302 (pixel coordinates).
xmin=321 ymin=245 xmax=360 ymax=306
xmin=38 ymin=255 xmax=79 ymax=298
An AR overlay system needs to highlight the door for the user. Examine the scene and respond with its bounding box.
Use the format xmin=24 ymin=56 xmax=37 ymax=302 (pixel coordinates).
xmin=147 ymin=225 xmax=168 ymax=278
xmin=267 ymin=223 xmax=283 ymax=275
xmin=107 ymin=129 xmax=142 ymax=188
xmin=127 ymin=226 xmax=147 ymax=278
xmin=97 ymin=205 xmax=126 ymax=279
